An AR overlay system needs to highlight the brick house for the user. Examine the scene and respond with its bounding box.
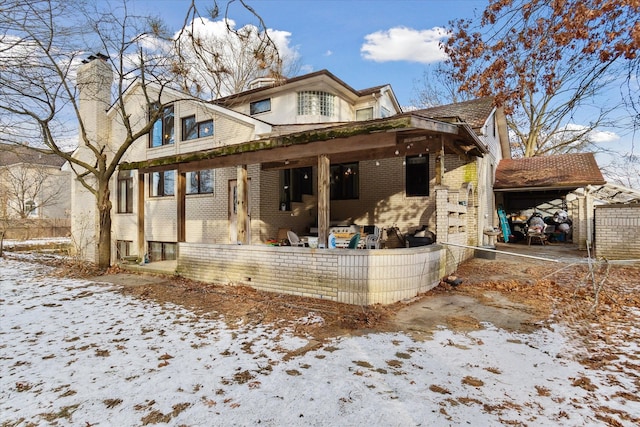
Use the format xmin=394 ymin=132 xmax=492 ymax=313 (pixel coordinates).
xmin=71 ymin=56 xmax=508 ymax=304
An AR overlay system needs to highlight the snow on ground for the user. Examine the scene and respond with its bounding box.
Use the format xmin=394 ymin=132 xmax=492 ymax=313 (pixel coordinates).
xmin=1 ymin=257 xmax=637 ymax=426
xmin=1 ymin=237 xmax=71 ymax=250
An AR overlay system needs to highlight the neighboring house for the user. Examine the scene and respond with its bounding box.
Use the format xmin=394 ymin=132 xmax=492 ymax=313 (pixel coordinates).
xmin=0 ymin=143 xmax=70 ymax=220
xmin=71 ymin=55 xmax=508 ymax=304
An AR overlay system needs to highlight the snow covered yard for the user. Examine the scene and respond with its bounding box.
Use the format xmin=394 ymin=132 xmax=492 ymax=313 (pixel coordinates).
xmin=1 ymin=256 xmax=639 ymax=426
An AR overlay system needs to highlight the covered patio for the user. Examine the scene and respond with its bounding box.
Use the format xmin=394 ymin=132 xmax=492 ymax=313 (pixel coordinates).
xmin=119 ymin=112 xmax=489 ymax=304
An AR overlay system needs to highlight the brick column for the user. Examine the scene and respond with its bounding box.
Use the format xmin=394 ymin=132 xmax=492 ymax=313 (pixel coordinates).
xmin=435 ymin=187 xmax=449 ymax=243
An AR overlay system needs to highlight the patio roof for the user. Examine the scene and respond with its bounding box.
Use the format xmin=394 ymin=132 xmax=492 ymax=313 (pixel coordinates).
xmin=494 ymin=153 xmax=606 ymax=191
xmin=121 ymin=113 xmax=488 ymax=173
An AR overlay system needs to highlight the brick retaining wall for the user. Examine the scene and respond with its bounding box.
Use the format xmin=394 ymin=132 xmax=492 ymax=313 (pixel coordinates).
xmin=178 ymin=243 xmax=450 ymax=305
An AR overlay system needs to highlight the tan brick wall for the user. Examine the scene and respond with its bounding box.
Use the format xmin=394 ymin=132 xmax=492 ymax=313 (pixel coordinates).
xmin=178 ymin=243 xmax=450 ymax=305
xmin=113 ymin=154 xmax=486 ymax=248
xmin=595 ymin=205 xmax=640 ymax=260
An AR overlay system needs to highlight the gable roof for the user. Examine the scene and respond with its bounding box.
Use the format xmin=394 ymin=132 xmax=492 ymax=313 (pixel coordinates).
xmin=215 ymin=69 xmax=394 ymax=105
xmin=411 ymin=97 xmax=496 ymax=130
xmin=494 ymin=153 xmax=606 ymax=190
xmin=0 ymin=143 xmax=66 ymax=168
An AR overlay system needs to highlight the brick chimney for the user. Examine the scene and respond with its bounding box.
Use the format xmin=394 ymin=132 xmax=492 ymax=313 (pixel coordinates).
xmin=71 ymin=53 xmax=114 ymax=264
xmin=76 ymin=53 xmax=113 ymax=148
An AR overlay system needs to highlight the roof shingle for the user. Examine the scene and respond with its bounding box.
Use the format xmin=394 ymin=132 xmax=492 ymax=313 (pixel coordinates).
xmin=0 ymin=143 xmax=66 ymax=168
xmin=494 ymin=153 xmax=606 ymax=189
xmin=411 ymin=97 xmax=495 ymax=129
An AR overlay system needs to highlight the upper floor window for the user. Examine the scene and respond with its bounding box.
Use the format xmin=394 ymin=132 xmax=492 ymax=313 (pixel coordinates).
xmin=381 ymin=106 xmax=391 ymax=118
xmin=150 ymin=170 xmax=175 ymax=197
xmin=117 ymin=170 xmax=133 ymax=213
xmin=330 ymin=163 xmax=359 ymax=200
xmin=187 ymin=170 xmax=214 ymax=194
xmin=297 ymin=91 xmax=335 ymax=117
xmin=250 ymin=98 xmax=271 ymax=115
xmin=182 ymin=116 xmax=214 ymax=141
xmin=406 ymin=155 xmax=429 ymax=197
xmin=356 ymin=107 xmax=373 ymax=121
xmin=150 ymin=104 xmax=174 ymax=148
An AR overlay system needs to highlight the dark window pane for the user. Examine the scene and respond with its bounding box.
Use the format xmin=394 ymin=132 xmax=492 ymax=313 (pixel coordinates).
xmin=330 ymin=163 xmax=359 ymax=200
xmin=182 ymin=116 xmax=197 ymax=141
xmin=250 ymin=98 xmax=271 ymax=115
xmin=406 ymin=155 xmax=429 ymax=197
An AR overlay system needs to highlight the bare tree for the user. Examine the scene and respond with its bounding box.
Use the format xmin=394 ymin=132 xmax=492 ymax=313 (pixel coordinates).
xmin=0 ymin=162 xmax=66 ymax=218
xmin=410 ymin=62 xmax=474 ymax=109
xmin=169 ymin=0 xmax=301 ymax=98
xmin=442 ymin=0 xmax=638 ymax=158
xmin=601 ymin=153 xmax=640 ymax=190
xmin=0 ymin=0 xmax=279 ymax=268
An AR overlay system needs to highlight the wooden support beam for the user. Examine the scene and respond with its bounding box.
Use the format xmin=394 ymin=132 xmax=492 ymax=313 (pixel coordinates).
xmin=435 ymin=136 xmax=445 ymax=186
xmin=177 ymin=172 xmax=186 ymax=242
xmin=317 ymin=155 xmax=330 ymax=247
xmin=137 ymin=172 xmax=145 ymax=259
xmin=236 ymin=165 xmax=248 ymax=244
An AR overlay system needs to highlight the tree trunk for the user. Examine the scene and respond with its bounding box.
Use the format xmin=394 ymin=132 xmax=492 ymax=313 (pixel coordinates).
xmin=97 ymin=186 xmax=112 ymax=269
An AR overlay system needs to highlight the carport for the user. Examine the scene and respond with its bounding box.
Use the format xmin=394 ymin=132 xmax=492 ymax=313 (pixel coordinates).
xmin=493 ymin=153 xmax=606 ymax=249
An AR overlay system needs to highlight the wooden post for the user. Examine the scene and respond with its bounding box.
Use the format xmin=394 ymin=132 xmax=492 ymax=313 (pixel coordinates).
xmin=236 ymin=165 xmax=248 ymax=244
xmin=435 ymin=136 xmax=445 ymax=186
xmin=177 ymin=172 xmax=186 ymax=242
xmin=137 ymin=172 xmax=145 ymax=260
xmin=317 ymin=155 xmax=330 ymax=247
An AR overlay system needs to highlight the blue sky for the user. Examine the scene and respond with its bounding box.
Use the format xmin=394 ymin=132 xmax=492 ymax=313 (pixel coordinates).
xmin=130 ymin=0 xmax=488 ymax=107
xmin=127 ymin=0 xmax=636 ymax=174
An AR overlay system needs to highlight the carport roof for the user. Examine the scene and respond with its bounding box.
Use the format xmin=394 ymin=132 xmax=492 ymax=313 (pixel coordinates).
xmin=494 ymin=153 xmax=606 ymax=191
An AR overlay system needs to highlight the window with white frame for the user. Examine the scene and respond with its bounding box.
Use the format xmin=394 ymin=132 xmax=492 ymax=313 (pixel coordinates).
xmin=297 ymin=91 xmax=335 ymax=117
xmin=150 ymin=170 xmax=175 ymax=197
xmin=24 ymin=200 xmax=37 ymax=217
xmin=186 ymin=170 xmax=214 ymax=194
xmin=356 ymin=107 xmax=373 ymax=121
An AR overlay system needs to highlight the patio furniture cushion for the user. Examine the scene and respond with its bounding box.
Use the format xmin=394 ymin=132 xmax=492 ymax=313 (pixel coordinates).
xmin=347 ymin=233 xmax=361 ymax=249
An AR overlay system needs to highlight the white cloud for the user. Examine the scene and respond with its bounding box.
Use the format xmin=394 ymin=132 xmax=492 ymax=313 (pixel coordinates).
xmin=324 ymin=50 xmax=333 ymax=57
xmin=564 ymin=123 xmax=620 ymax=143
xmin=361 ymin=26 xmax=448 ymax=63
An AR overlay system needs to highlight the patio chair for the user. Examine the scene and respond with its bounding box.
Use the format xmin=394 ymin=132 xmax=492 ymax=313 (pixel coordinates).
xmin=287 ymin=230 xmax=305 ymax=247
xmin=365 ymin=228 xmax=382 ymax=249
xmin=347 ymin=233 xmax=361 ymax=249
xmin=527 ymin=230 xmax=548 ymax=246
